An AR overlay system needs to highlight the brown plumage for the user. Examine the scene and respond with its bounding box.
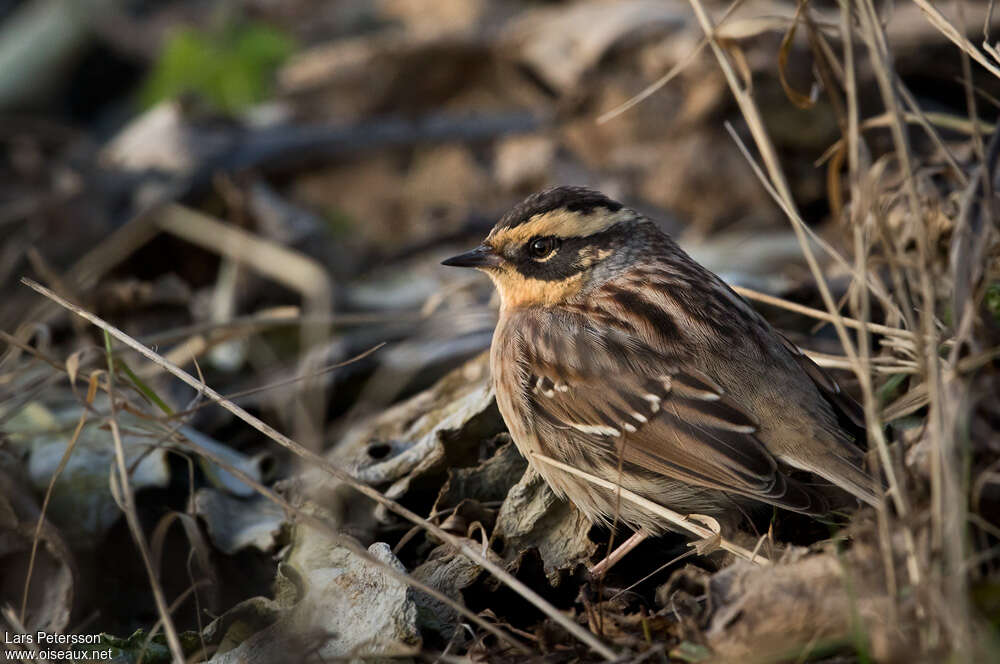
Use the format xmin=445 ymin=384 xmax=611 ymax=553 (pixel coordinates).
xmin=443 ymin=186 xmax=878 ymax=535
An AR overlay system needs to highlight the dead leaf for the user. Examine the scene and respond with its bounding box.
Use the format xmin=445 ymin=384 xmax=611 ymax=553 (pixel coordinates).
xmin=411 ymin=538 xmax=497 ymax=641
xmin=210 ymin=541 xmax=421 ymax=662
xmin=4 ymin=399 xmax=170 ymax=548
xmin=0 ymin=453 xmax=76 ymax=634
xmin=494 ymin=468 xmax=596 ymax=585
xmin=706 ymin=544 xmax=907 ymax=661
xmin=194 ymin=489 xmax=286 ymax=555
xmin=501 ymin=0 xmax=686 ymax=94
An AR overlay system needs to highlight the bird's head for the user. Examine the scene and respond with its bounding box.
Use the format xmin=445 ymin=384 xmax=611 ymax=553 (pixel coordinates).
xmin=442 ymin=186 xmax=642 ymax=309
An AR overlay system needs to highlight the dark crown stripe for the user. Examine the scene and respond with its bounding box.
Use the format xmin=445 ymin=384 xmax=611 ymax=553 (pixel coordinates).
xmin=497 ymin=185 xmax=623 ymax=230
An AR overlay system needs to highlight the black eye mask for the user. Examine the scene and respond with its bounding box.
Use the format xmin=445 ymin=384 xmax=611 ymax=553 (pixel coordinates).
xmin=511 ymin=227 xmax=621 ymax=281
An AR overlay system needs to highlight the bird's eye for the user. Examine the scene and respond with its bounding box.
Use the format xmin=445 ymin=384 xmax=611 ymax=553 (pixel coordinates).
xmin=528 ymin=237 xmax=559 ymax=258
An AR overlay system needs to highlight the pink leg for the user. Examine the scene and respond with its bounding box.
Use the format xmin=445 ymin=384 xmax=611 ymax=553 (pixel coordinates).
xmin=589 ymin=530 xmax=649 ymax=577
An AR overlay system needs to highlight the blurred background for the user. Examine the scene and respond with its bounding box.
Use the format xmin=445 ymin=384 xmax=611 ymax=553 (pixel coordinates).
xmin=1 ymin=1 xmax=999 ymax=661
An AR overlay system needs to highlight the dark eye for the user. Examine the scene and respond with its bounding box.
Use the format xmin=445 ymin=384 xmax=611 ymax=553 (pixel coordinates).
xmin=528 ymin=237 xmax=559 ymax=258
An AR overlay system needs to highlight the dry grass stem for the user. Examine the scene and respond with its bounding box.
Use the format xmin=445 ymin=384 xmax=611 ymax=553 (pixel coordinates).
xmin=913 ymin=0 xmax=1000 ymax=79
xmin=531 ymin=452 xmax=771 ymax=565
xmin=597 ymin=37 xmax=708 ymax=124
xmin=155 ymin=204 xmax=332 ymax=452
xmin=6 ymin=2 xmax=997 ymax=658
xmin=19 ymin=373 xmax=96 ymax=623
xmin=692 ymin=0 xmax=922 ymax=584
xmin=20 ymin=277 xmax=618 ymax=662
xmin=106 ymin=399 xmax=186 ymax=662
xmin=732 ymin=285 xmax=916 ymax=341
xmin=153 ymin=422 xmax=530 ymax=656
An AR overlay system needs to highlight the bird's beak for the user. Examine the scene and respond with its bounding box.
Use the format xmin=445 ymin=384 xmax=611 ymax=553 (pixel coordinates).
xmin=441 ymin=244 xmax=500 ymax=269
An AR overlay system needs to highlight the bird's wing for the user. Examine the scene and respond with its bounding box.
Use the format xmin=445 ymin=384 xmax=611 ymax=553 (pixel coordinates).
xmin=770 ymin=332 xmax=880 ymax=506
xmin=775 ymin=331 xmax=866 ymax=431
xmin=516 ymin=313 xmax=828 ymax=514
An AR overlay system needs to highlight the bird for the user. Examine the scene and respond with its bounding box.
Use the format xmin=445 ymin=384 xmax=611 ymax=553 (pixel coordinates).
xmin=442 ymin=186 xmax=878 ymax=565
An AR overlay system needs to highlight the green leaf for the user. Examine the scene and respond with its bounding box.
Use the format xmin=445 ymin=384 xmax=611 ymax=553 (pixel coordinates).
xmin=670 ymin=641 xmax=712 ymax=662
xmin=140 ymin=22 xmax=295 ymax=113
xmin=986 ymin=282 xmax=1000 ymax=324
xmin=877 ymin=372 xmax=908 ymax=406
xmin=115 ymin=359 xmax=173 ymax=416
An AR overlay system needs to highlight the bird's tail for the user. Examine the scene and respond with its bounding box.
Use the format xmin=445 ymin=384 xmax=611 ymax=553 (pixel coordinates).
xmin=811 ymin=452 xmax=882 ymax=507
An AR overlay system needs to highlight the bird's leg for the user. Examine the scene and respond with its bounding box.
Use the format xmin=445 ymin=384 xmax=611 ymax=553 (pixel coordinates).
xmin=589 ymin=529 xmax=650 ymax=577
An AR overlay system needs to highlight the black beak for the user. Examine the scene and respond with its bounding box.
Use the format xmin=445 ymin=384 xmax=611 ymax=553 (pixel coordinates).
xmin=441 ymin=245 xmax=499 ymax=269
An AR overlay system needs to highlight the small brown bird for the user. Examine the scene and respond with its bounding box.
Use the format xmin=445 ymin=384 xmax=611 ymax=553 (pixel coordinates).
xmin=443 ymin=186 xmax=877 ymax=546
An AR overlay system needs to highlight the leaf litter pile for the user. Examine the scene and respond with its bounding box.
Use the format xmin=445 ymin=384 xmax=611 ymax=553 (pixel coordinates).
xmin=1 ymin=1 xmax=999 ymax=662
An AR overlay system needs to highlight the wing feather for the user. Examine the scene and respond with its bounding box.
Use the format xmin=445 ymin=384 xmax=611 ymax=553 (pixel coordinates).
xmin=776 ymin=331 xmax=866 ymax=430
xmin=522 ymin=315 xmax=828 ymax=514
